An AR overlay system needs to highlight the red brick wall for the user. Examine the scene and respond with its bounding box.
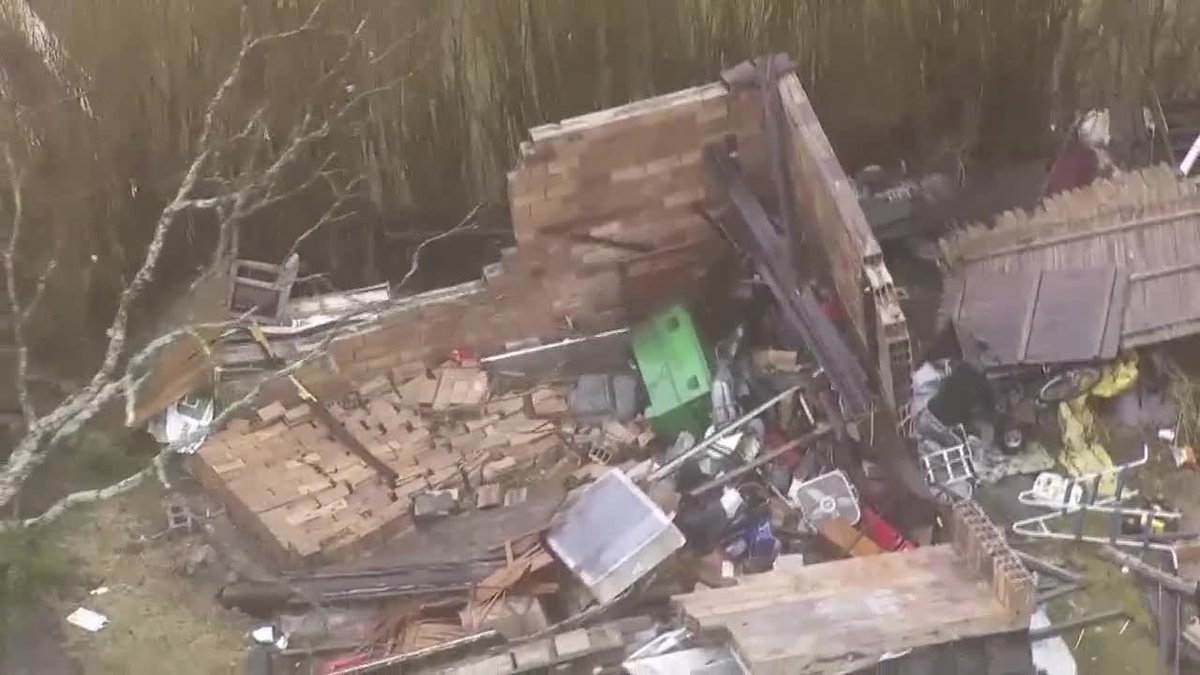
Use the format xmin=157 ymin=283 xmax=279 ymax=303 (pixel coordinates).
xmin=135 ymin=79 xmax=765 ymax=415
xmin=284 ymin=80 xmax=765 ymax=398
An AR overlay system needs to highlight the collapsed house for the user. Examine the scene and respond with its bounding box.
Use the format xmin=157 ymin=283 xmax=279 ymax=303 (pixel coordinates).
xmin=118 ymin=56 xmax=1054 ymax=674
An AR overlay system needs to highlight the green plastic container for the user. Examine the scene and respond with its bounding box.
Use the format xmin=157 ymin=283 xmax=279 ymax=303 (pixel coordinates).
xmin=632 ymin=305 xmax=712 ymax=439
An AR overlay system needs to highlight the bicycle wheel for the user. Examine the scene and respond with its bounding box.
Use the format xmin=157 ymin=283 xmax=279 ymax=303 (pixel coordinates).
xmin=1038 ymin=367 xmax=1102 ymax=403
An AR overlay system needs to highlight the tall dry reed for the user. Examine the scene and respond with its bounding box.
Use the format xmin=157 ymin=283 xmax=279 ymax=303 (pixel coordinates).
xmin=0 ymin=0 xmax=1198 ymax=349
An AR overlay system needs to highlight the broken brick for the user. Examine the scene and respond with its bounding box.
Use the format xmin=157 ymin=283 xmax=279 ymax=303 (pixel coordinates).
xmin=283 ymin=404 xmax=313 ymax=426
xmin=357 ymin=375 xmax=393 ymax=399
xmin=482 ymin=456 xmax=519 ymax=482
xmin=476 ymin=484 xmax=504 ymax=509
xmin=256 ymin=401 xmax=286 ymax=425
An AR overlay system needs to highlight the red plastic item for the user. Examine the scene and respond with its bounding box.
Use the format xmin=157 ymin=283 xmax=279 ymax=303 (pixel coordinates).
xmin=450 ymin=347 xmax=478 ymax=366
xmin=859 ymin=505 xmax=915 ymax=551
xmin=320 ymin=653 xmax=371 ymax=674
xmin=766 ymin=429 xmax=805 ymax=474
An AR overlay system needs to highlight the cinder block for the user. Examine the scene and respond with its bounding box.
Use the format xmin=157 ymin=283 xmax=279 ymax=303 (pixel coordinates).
xmin=553 ymin=629 xmax=592 ymax=659
xmin=511 ymin=640 xmax=554 ymax=670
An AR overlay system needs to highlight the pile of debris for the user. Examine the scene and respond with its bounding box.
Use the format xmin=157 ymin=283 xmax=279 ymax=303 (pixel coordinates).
xmin=120 ymin=55 xmax=1181 ymax=675
xmin=191 ymin=361 xmax=649 ymax=565
xmin=178 ymin=294 xmax=1040 ymax=675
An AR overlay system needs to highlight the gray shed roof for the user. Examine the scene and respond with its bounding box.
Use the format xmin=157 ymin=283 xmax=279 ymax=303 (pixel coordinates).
xmin=941 ymin=165 xmax=1200 ymax=349
xmin=944 ymin=266 xmax=1127 ymax=367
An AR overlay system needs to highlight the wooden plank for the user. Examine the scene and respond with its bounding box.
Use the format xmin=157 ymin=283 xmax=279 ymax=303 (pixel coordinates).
xmin=527 ymin=83 xmax=727 ymax=144
xmin=818 ymin=517 xmax=884 ymax=558
xmin=675 ymin=544 xmax=1021 ymax=675
xmin=677 ymin=546 xmax=955 ymax=623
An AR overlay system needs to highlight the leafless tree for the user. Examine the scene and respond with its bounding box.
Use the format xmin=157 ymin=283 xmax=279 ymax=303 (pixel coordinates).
xmin=0 ymin=2 xmax=435 ymax=528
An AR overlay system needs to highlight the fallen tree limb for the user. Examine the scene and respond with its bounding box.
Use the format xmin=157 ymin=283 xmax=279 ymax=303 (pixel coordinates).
xmin=0 ymin=296 xmax=379 ymax=532
xmin=0 ymin=2 xmax=436 ymax=513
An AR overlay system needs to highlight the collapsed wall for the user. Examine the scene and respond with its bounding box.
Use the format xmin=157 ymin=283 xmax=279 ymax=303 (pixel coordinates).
xmin=507 ymin=80 xmax=766 ymax=311
xmin=130 ymin=63 xmax=913 ymax=423
xmin=130 ymin=79 xmax=766 ymax=421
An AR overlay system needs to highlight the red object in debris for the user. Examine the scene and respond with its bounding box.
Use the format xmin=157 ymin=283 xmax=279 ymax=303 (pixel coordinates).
xmin=1045 ymin=137 xmax=1100 ymax=197
xmin=450 ymin=347 xmax=478 ymax=366
xmin=320 ymin=653 xmax=371 ymax=674
xmin=819 ymin=296 xmax=847 ymax=331
xmin=859 ymin=505 xmax=915 ymax=552
xmin=765 ymin=429 xmax=806 ymax=474
xmin=821 ymin=299 xmax=843 ymax=323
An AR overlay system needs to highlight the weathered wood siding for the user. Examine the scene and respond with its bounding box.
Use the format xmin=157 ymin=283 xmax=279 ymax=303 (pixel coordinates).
xmin=776 ymin=74 xmax=912 ymax=410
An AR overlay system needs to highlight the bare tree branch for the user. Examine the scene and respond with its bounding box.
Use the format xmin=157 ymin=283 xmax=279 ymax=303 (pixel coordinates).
xmin=2 ymin=146 xmax=35 ymax=426
xmin=0 ymin=263 xmax=418 ymax=530
xmin=393 ymin=204 xmax=484 ymax=293
xmin=280 ymin=175 xmax=364 ymax=264
xmin=0 ymin=0 xmax=443 ymax=518
xmin=0 ymin=319 xmax=345 ymax=532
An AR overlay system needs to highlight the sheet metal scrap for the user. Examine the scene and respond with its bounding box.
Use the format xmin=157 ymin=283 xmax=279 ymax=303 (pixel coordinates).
xmin=702 ymin=147 xmax=873 ymax=415
xmin=546 ymin=469 xmax=685 ymax=604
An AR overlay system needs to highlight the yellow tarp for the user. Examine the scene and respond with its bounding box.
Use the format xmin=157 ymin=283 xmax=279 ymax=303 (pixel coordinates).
xmin=1058 ymin=395 xmax=1116 ymax=493
xmin=1090 ymin=351 xmax=1139 ymax=399
xmin=1056 ymin=352 xmax=1139 ymax=494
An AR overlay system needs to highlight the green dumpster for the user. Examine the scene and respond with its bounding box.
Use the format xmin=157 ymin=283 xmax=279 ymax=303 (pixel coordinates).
xmin=631 ymin=304 xmax=712 ymax=439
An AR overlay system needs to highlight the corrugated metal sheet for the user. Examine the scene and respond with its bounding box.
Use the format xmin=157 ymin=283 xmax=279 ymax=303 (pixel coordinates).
xmin=944 ymin=267 xmax=1127 ymax=367
xmin=941 ymin=165 xmax=1200 ymax=349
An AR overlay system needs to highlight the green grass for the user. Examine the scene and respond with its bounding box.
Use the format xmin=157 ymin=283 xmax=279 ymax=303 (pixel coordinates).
xmin=0 ymin=529 xmax=75 ymax=609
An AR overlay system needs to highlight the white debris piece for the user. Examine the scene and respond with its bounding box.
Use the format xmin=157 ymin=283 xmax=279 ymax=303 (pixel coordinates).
xmin=251 ymin=626 xmax=276 ymax=645
xmin=66 ymin=607 xmax=108 ymax=632
xmin=150 ymin=394 xmax=214 ymax=454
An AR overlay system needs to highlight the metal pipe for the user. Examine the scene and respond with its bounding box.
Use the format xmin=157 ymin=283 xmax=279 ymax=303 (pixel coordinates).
xmin=329 ymin=630 xmax=501 ymax=674
xmin=687 ymin=423 xmax=833 ymax=497
xmin=1099 ymin=545 xmax=1198 ymax=597
xmin=1013 ymin=550 xmax=1087 ymax=585
xmin=1030 ymin=609 xmax=1126 ymax=641
xmin=1036 ymin=582 xmax=1086 ymax=604
xmin=1180 ymin=133 xmax=1200 ymax=177
xmin=650 ymin=384 xmax=802 ymax=481
xmin=479 ymin=328 xmax=629 ymax=363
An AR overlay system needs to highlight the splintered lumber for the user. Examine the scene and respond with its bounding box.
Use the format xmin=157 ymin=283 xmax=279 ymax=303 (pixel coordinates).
xmin=674 ymin=545 xmax=1025 ymax=674
xmin=819 ymin=518 xmax=883 ymax=557
xmin=473 ymin=544 xmax=554 ymax=603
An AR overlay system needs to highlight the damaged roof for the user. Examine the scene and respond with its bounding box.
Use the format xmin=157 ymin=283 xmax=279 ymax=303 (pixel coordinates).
xmin=943 ymin=266 xmax=1127 ymax=367
xmin=941 ymin=164 xmax=1200 ymax=349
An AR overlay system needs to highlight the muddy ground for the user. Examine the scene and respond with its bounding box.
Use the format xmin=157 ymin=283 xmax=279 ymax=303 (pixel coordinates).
xmin=4 ymin=481 xmax=254 ymax=675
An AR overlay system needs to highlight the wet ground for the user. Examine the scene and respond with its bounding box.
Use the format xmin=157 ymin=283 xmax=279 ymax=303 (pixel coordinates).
xmin=887 ymin=243 xmax=1200 ymax=675
xmin=5 ymin=481 xmax=254 ymax=675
